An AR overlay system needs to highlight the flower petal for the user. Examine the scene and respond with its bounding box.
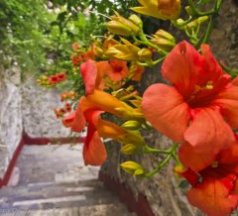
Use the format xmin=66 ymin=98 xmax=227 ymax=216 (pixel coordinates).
xmin=213 ymin=85 xmax=238 ymax=128
xmin=83 ymin=125 xmax=107 ymax=166
xmin=80 ymin=59 xmax=97 ymax=95
xmin=62 ymin=108 xmax=86 ymax=132
xmin=96 ymin=119 xmax=125 ymax=139
xmin=86 ymin=90 xmax=136 ymax=119
xmin=184 ymin=108 xmax=235 ymax=154
xmin=179 ymin=143 xmax=216 ymax=172
xmin=161 ymin=41 xmax=203 ymax=97
xmin=107 ymin=59 xmax=128 ymax=82
xmin=62 ymin=111 xmax=76 ymax=128
xmin=219 ymin=142 xmax=238 ymax=165
xmin=95 ymin=61 xmax=111 ymax=90
xmin=131 ymin=7 xmax=163 ymax=19
xmin=142 ymin=83 xmax=190 ymax=143
xmin=232 ymin=76 xmax=238 ymax=85
xmin=201 ymin=44 xmax=224 ymax=81
xmin=187 ymin=171 xmax=238 ymax=216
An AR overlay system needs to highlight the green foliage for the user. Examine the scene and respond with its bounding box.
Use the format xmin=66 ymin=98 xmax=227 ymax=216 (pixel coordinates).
xmin=50 ymin=0 xmax=138 ymax=18
xmin=0 ymin=0 xmax=53 ymax=72
xmin=0 ymin=0 xmax=139 ymax=82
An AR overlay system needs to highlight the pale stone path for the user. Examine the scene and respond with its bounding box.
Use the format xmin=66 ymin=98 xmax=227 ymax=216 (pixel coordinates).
xmin=0 ymin=144 xmax=135 ymax=216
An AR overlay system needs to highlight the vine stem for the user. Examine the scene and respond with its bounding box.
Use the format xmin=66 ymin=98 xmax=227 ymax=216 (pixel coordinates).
xmin=195 ymin=0 xmax=224 ymax=47
xmin=145 ymin=144 xmax=178 ymax=178
xmin=196 ymin=15 xmax=213 ymax=48
xmin=188 ymin=0 xmax=219 ymax=16
xmin=138 ymin=33 xmax=168 ymax=56
xmin=144 ymin=145 xmax=173 ymax=155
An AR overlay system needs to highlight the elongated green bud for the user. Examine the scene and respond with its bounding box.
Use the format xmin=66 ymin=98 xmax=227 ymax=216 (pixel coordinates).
xmin=121 ymin=143 xmax=137 ymax=155
xmin=129 ymin=14 xmax=143 ymax=28
xmin=121 ymin=120 xmax=141 ymax=130
xmin=120 ymin=161 xmax=144 ymax=176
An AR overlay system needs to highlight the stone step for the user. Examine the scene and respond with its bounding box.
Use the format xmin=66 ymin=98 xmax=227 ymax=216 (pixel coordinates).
xmin=16 ymin=145 xmax=100 ymax=185
xmin=0 ymin=204 xmax=136 ymax=216
xmin=0 ymin=181 xmax=119 ymax=210
xmin=0 ymin=145 xmax=135 ymax=215
xmin=4 ymin=191 xmax=118 ymax=210
xmin=0 ymin=179 xmax=102 ymax=197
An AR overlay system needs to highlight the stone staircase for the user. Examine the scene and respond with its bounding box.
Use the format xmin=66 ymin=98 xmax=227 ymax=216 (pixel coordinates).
xmin=0 ymin=144 xmax=135 ymax=216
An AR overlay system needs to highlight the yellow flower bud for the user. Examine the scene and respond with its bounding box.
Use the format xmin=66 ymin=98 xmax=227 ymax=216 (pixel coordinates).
xmin=107 ymin=13 xmax=141 ymax=36
xmin=154 ymin=29 xmax=175 ymax=42
xmin=151 ymin=29 xmax=176 ymax=51
xmin=186 ymin=16 xmax=209 ymax=29
xmin=114 ymin=107 xmax=144 ymax=120
xmin=121 ymin=143 xmax=137 ymax=155
xmin=174 ymin=163 xmax=185 ymax=174
xmin=105 ymin=39 xmax=140 ymax=61
xmin=175 ymin=18 xmax=186 ymax=26
xmin=128 ymin=14 xmax=143 ymax=28
xmin=176 ymin=16 xmax=209 ymax=30
xmin=106 ymin=20 xmax=133 ymax=36
xmin=138 ymin=48 xmax=153 ymax=61
xmin=120 ymin=161 xmax=144 ymax=176
xmin=121 ymin=120 xmax=141 ymax=130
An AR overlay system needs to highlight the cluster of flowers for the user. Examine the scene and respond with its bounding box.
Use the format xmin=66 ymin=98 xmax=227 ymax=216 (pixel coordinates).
xmin=37 ymin=72 xmax=67 ymax=87
xmin=42 ymin=0 xmax=238 ymax=215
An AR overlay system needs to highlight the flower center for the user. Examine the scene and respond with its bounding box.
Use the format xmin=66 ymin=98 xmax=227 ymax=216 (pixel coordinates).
xmin=187 ymin=81 xmax=216 ymax=108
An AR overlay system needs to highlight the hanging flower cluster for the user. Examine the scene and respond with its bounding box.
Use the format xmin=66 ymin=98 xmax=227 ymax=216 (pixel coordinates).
xmin=37 ymin=72 xmax=67 ymax=87
xmin=38 ymin=0 xmax=238 ymax=215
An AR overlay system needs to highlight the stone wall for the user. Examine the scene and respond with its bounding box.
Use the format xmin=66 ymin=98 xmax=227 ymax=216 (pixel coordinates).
xmin=0 ymin=66 xmax=22 ymax=179
xmin=0 ymin=71 xmax=73 ymax=179
xmin=21 ymin=77 xmax=71 ymax=138
xmin=101 ymin=1 xmax=238 ymax=215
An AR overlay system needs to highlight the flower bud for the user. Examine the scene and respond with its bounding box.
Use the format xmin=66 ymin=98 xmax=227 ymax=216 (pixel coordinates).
xmin=107 ymin=13 xmax=141 ymax=36
xmin=120 ymin=161 xmax=144 ymax=176
xmin=121 ymin=143 xmax=137 ymax=155
xmin=186 ymin=16 xmax=209 ymax=29
xmin=154 ymin=29 xmax=175 ymax=42
xmin=176 ymin=17 xmax=209 ymax=30
xmin=138 ymin=48 xmax=153 ymax=61
xmin=185 ymin=6 xmax=195 ymax=16
xmin=105 ymin=39 xmax=140 ymax=61
xmin=151 ymin=29 xmax=175 ymax=51
xmin=175 ymin=18 xmax=186 ymax=26
xmin=114 ymin=107 xmax=143 ymax=119
xmin=106 ymin=21 xmax=133 ymax=36
xmin=128 ymin=14 xmax=143 ymax=28
xmin=94 ymin=46 xmax=104 ymax=56
xmin=121 ymin=120 xmax=141 ymax=130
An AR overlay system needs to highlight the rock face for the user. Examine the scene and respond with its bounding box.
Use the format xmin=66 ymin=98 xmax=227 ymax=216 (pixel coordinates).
xmin=209 ymin=1 xmax=238 ymax=68
xmin=101 ymin=1 xmax=238 ymax=215
xmin=0 ymin=72 xmax=72 ymax=180
xmin=0 ymin=66 xmax=22 ymax=179
xmin=21 ymin=77 xmax=71 ymax=137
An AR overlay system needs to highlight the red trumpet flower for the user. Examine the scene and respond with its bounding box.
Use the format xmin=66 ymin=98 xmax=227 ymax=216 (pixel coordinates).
xmin=142 ymin=41 xmax=238 ymax=169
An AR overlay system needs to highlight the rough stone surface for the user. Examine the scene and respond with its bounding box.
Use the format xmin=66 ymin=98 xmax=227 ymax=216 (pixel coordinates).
xmin=101 ymin=1 xmax=238 ymax=216
xmin=0 ymin=71 xmax=73 ymax=179
xmin=21 ymin=77 xmax=71 ymax=137
xmin=209 ymin=1 xmax=238 ymax=68
xmin=0 ymin=66 xmax=22 ymax=178
xmin=0 ymin=144 xmax=135 ymax=216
